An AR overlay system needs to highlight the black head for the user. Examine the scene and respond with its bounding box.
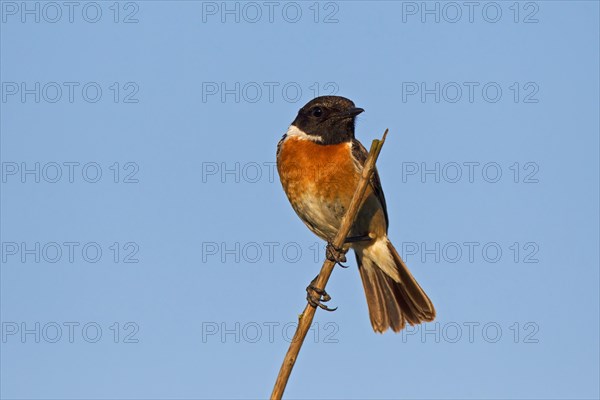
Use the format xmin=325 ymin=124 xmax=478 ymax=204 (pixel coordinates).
xmin=291 ymin=96 xmax=364 ymax=145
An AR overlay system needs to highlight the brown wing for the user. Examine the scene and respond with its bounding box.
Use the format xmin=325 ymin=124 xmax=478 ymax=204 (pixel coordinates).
xmin=351 ymin=139 xmax=389 ymax=231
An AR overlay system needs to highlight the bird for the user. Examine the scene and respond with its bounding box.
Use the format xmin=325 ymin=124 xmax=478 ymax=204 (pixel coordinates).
xmin=276 ymin=95 xmax=435 ymax=333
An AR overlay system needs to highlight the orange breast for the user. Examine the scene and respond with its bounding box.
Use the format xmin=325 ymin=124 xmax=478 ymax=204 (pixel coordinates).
xmin=277 ymin=137 xmax=359 ymax=204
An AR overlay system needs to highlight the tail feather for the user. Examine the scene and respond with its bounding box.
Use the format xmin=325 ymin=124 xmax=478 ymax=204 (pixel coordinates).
xmin=357 ymin=262 xmax=389 ymax=329
xmin=356 ymin=238 xmax=435 ymax=333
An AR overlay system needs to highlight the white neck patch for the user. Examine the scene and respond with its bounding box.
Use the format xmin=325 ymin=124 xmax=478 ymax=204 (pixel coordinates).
xmin=285 ymin=125 xmax=323 ymax=143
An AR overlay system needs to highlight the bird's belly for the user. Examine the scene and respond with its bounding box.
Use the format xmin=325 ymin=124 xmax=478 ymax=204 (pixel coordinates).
xmin=288 ymin=190 xmax=348 ymax=240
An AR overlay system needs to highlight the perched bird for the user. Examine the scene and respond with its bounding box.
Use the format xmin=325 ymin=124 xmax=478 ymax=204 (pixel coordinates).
xmin=276 ymin=95 xmax=435 ymax=333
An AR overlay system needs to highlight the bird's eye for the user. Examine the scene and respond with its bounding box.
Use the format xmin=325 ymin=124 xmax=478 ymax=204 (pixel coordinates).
xmin=311 ymin=107 xmax=323 ymax=117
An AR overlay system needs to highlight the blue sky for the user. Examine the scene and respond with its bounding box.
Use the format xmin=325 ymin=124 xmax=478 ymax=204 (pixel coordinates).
xmin=1 ymin=1 xmax=599 ymax=399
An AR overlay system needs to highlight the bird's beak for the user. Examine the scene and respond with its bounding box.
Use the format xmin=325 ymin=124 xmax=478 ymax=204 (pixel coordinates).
xmin=342 ymin=107 xmax=365 ymax=117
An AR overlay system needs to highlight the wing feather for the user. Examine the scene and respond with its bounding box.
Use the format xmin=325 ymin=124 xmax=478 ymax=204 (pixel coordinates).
xmin=351 ymin=139 xmax=389 ymax=231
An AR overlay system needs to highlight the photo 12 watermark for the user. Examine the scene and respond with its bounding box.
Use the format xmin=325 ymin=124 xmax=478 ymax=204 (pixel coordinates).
xmin=401 ymin=82 xmax=540 ymax=104
xmin=401 ymin=321 xmax=540 ymax=344
xmin=399 ymin=161 xmax=540 ymax=184
xmin=201 ymin=81 xmax=339 ymax=104
xmin=1 ymin=241 xmax=140 ymax=264
xmin=2 ymin=321 xmax=140 ymax=344
xmin=200 ymin=2 xmax=340 ymax=24
xmin=201 ymin=321 xmax=339 ymax=344
xmin=1 ymin=2 xmax=140 ymax=24
xmin=1 ymin=82 xmax=140 ymax=104
xmin=400 ymin=241 xmax=540 ymax=264
xmin=1 ymin=162 xmax=140 ymax=184
xmin=400 ymin=2 xmax=540 ymax=24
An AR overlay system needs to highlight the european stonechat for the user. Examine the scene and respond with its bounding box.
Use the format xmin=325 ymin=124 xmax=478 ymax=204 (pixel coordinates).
xmin=276 ymin=95 xmax=435 ymax=333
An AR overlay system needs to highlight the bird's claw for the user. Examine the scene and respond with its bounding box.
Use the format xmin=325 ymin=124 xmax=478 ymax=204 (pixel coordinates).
xmin=326 ymin=242 xmax=348 ymax=268
xmin=306 ymin=282 xmax=337 ymax=312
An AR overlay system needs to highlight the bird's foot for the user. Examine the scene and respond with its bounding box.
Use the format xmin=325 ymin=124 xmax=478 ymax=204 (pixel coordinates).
xmin=326 ymin=242 xmax=348 ymax=268
xmin=306 ymin=276 xmax=337 ymax=312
